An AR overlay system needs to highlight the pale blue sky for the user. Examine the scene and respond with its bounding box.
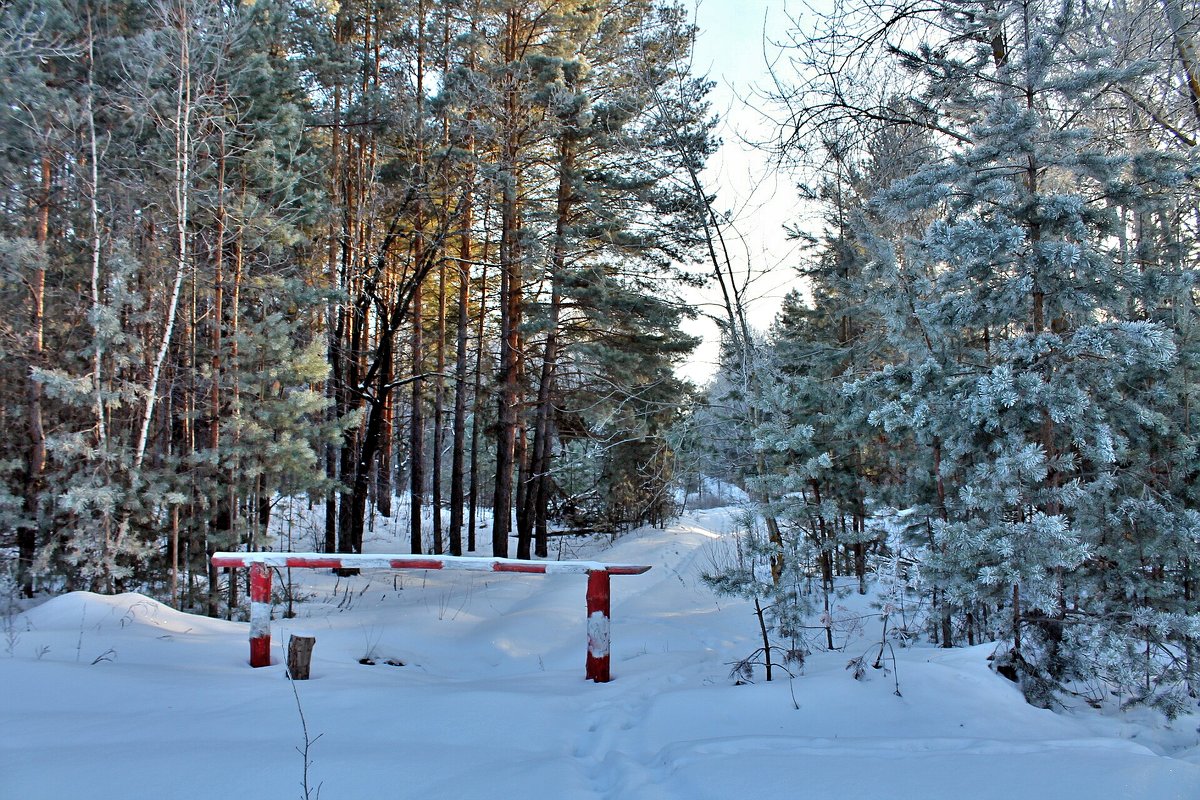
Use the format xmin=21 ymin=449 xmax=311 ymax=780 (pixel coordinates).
xmin=680 ymin=1 xmax=812 ymax=382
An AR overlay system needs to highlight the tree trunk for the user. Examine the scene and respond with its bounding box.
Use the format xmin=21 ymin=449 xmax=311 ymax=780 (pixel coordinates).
xmin=19 ymin=154 xmax=52 ymax=598
xmin=323 ymin=49 xmax=343 ymax=555
xmin=430 ymin=3 xmax=455 ymax=557
xmin=115 ymin=12 xmax=194 ymax=581
xmin=213 ymin=127 xmax=233 ymax=613
xmin=467 ymin=206 xmax=490 ymax=553
xmin=449 ymin=200 xmax=472 ymax=556
xmin=287 ymin=634 xmax=316 ymax=680
xmin=1012 ymin=582 xmax=1022 ymax=653
xmin=337 ymin=190 xmax=365 ymax=555
xmin=432 ymin=258 xmax=446 ymax=555
xmin=491 ymin=8 xmax=527 ymax=559
xmin=1162 ymin=0 xmax=1200 ymax=124
xmin=410 ymin=0 xmax=428 ymax=556
xmin=933 ymin=438 xmax=952 ymax=647
xmin=378 ymin=388 xmax=394 ymax=518
xmin=525 ymin=133 xmax=573 ymax=559
xmin=352 ymin=336 xmax=395 ymax=556
xmin=515 ymin=420 xmax=531 ymax=559
xmin=410 ymin=275 xmax=426 ymax=555
xmin=84 ymin=15 xmax=107 ymax=451
xmin=492 ymin=179 xmax=522 ymax=558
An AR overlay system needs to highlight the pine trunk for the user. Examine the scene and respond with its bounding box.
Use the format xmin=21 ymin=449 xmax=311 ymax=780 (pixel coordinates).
xmin=493 ymin=173 xmax=523 ymax=558
xmin=525 ymin=134 xmax=573 ymax=559
xmin=410 ymin=0 xmax=428 ymax=556
xmin=377 ymin=356 xmax=395 ymax=518
xmin=449 ymin=203 xmax=472 ymax=556
xmin=19 ymin=154 xmax=51 ymax=598
xmin=323 ymin=53 xmax=343 ymax=555
xmin=432 ymin=259 xmax=446 ymax=555
xmin=467 ymin=211 xmax=490 ymax=554
xmin=410 ymin=276 xmax=426 ymax=555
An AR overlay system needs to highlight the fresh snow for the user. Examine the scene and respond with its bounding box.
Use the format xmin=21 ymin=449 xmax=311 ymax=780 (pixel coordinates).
xmin=2 ymin=507 xmax=1198 ymax=799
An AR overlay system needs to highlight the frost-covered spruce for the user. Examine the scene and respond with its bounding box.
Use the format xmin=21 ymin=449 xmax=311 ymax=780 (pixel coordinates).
xmin=844 ymin=0 xmax=1195 ymax=708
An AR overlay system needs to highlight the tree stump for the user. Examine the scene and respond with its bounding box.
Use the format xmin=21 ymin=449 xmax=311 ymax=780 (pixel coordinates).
xmin=287 ymin=634 xmax=315 ymax=680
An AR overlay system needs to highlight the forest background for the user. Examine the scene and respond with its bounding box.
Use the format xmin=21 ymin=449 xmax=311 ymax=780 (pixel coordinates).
xmin=2 ymin=0 xmax=1199 ymax=716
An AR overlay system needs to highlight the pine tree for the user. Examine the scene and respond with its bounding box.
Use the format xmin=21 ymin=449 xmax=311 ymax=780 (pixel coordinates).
xmin=847 ymin=0 xmax=1190 ymax=704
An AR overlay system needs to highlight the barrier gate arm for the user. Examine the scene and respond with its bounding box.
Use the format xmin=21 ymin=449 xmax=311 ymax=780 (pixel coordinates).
xmin=211 ymin=552 xmax=652 ymax=683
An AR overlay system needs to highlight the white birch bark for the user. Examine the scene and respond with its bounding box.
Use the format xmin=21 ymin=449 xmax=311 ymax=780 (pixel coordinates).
xmin=85 ymin=12 xmax=106 ymax=450
xmin=112 ymin=0 xmax=193 ymax=561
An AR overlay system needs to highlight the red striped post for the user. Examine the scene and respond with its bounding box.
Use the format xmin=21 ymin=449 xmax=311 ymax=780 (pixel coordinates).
xmin=249 ymin=561 xmax=271 ymax=667
xmin=585 ymin=570 xmax=611 ymax=683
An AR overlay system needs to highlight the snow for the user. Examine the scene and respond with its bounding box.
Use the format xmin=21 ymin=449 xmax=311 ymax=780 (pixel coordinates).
xmin=2 ymin=506 xmax=1198 ymax=799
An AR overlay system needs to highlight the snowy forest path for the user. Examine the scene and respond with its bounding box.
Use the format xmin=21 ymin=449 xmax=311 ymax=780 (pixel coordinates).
xmin=551 ymin=508 xmax=1200 ymax=799
xmin=563 ymin=508 xmax=747 ymax=798
xmin=3 ymin=506 xmax=1199 ymax=799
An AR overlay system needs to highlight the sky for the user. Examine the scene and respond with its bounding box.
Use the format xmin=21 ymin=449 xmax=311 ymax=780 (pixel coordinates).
xmin=677 ymin=0 xmax=814 ymax=384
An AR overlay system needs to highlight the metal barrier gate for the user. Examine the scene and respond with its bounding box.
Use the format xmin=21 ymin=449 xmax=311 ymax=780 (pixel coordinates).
xmin=211 ymin=552 xmax=652 ymax=682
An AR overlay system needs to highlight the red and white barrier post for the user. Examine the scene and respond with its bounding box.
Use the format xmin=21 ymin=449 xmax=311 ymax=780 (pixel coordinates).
xmin=585 ymin=570 xmax=611 ymax=682
xmin=212 ymin=552 xmax=650 ymax=681
xmin=249 ymin=561 xmax=272 ymax=668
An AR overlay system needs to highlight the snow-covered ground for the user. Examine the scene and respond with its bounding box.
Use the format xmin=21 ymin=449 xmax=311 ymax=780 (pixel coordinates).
xmin=2 ymin=507 xmax=1198 ymax=799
